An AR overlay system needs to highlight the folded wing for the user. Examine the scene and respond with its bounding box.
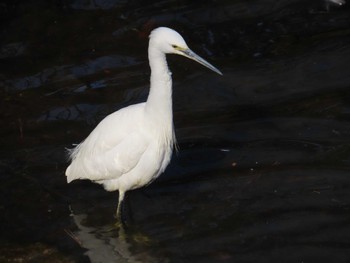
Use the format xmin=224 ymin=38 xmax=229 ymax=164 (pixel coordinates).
xmin=65 ymin=103 xmax=148 ymax=183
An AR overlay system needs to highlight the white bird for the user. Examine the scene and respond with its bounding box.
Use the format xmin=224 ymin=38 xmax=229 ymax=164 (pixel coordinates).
xmin=65 ymin=27 xmax=222 ymax=222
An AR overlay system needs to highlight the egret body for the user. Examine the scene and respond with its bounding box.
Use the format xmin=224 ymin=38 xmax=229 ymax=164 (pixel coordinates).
xmin=65 ymin=27 xmax=222 ymax=221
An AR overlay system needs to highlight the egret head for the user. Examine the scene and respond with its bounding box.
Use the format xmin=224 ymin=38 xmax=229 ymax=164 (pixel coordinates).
xmin=149 ymin=27 xmax=222 ymax=75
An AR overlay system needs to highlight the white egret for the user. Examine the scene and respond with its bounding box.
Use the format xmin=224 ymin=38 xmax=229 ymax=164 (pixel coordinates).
xmin=65 ymin=27 xmax=222 ymax=222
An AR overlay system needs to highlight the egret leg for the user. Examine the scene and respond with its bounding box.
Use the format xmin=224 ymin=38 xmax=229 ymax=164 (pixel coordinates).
xmin=116 ymin=190 xmax=126 ymax=224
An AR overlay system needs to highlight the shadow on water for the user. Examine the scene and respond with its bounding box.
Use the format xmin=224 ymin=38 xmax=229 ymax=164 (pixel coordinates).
xmin=1 ymin=0 xmax=350 ymax=262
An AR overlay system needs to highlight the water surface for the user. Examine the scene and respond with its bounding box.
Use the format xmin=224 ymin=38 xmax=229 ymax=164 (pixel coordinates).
xmin=1 ymin=0 xmax=350 ymax=262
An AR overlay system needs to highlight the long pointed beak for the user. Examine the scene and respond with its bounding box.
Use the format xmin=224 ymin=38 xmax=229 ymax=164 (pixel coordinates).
xmin=181 ymin=49 xmax=223 ymax=75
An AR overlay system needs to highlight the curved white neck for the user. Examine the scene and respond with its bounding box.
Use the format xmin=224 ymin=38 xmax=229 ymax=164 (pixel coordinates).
xmin=145 ymin=47 xmax=173 ymax=118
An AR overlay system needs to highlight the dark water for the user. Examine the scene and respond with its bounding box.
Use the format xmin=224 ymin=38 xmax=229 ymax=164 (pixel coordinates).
xmin=1 ymin=0 xmax=350 ymax=262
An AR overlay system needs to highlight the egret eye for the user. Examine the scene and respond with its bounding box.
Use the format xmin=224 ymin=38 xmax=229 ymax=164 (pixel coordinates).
xmin=172 ymin=44 xmax=178 ymax=49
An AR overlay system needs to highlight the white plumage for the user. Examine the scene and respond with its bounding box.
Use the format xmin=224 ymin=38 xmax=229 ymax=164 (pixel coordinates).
xmin=65 ymin=27 xmax=222 ymax=221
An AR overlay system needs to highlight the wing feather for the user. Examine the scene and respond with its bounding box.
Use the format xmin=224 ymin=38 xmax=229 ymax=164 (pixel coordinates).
xmin=65 ymin=103 xmax=148 ymax=182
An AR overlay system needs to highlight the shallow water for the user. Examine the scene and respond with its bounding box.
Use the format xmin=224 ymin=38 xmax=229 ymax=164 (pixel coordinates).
xmin=1 ymin=0 xmax=350 ymax=262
